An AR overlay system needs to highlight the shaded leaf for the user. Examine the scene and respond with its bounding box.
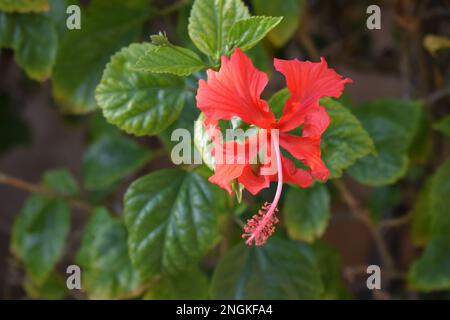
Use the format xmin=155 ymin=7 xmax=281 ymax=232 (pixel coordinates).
xmin=251 ymin=0 xmax=301 ymax=47
xmin=348 ymin=99 xmax=422 ymax=186
xmin=76 ymin=208 xmax=141 ymax=299
xmin=83 ymin=135 xmax=154 ymax=191
xmin=143 ymin=267 xmax=208 ymax=300
xmin=0 ymin=0 xmax=48 ymax=13
xmin=210 ymin=238 xmax=323 ymax=299
xmin=284 ymin=184 xmax=330 ymax=243
xmin=53 ymin=0 xmax=151 ymax=113
xmin=433 ymin=114 xmax=450 ymax=138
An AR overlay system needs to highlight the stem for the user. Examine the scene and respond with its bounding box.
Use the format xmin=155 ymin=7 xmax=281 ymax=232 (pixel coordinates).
xmin=0 ymin=172 xmax=92 ymax=212
xmin=333 ymin=180 xmax=395 ymax=274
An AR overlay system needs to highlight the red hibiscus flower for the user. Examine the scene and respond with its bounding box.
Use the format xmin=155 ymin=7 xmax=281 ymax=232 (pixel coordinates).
xmin=196 ymin=48 xmax=352 ymax=245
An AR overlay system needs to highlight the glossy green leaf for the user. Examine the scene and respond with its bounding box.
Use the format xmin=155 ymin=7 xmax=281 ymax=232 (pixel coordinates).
xmin=188 ymin=0 xmax=250 ymax=60
xmin=0 ymin=11 xmax=57 ymax=80
xmin=408 ymin=236 xmax=450 ymax=291
xmin=83 ymin=135 xmax=154 ymax=191
xmin=433 ymin=115 xmax=450 ymax=138
xmin=284 ymin=184 xmax=330 ymax=243
xmin=321 ymin=98 xmax=375 ymax=179
xmin=0 ymin=0 xmax=48 ymax=13
xmin=53 ymin=0 xmax=150 ymax=113
xmin=227 ymin=16 xmax=283 ymax=52
xmin=11 ymin=195 xmax=70 ymax=283
xmin=96 ymin=43 xmax=187 ymax=136
xmin=76 ymin=208 xmax=141 ymax=299
xmin=251 ymin=0 xmax=301 ymax=47
xmin=125 ymin=169 xmax=219 ymax=280
xmin=143 ymin=267 xmax=208 ymax=300
xmin=210 ymin=238 xmax=323 ymax=299
xmin=135 ymin=42 xmax=207 ymax=76
xmin=42 ymin=168 xmax=79 ymax=196
xmin=348 ymin=99 xmax=422 ymax=186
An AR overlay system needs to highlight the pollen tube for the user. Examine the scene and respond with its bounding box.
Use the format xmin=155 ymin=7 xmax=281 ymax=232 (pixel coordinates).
xmin=242 ymin=132 xmax=283 ymax=246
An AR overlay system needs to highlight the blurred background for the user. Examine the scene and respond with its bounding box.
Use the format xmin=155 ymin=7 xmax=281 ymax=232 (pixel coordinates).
xmin=1 ymin=0 xmax=449 ymax=299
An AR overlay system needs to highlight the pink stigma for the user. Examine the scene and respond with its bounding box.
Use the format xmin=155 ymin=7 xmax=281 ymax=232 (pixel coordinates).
xmin=242 ymin=133 xmax=283 ymax=246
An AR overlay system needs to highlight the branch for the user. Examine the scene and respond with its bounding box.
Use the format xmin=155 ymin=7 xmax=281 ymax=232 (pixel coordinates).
xmin=333 ymin=180 xmax=396 ymax=274
xmin=0 ymin=172 xmax=93 ymax=212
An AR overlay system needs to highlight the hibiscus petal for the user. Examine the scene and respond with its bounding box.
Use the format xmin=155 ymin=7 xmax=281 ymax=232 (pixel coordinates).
xmin=274 ymin=57 xmax=352 ymax=132
xmin=238 ymin=165 xmax=270 ymax=195
xmin=302 ymin=106 xmax=330 ymax=138
xmin=197 ymin=48 xmax=276 ymax=128
xmin=279 ymin=133 xmax=330 ymax=181
xmin=278 ymin=156 xmax=313 ymax=187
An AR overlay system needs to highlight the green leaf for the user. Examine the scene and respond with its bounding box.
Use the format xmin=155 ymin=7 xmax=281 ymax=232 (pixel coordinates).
xmin=251 ymin=0 xmax=301 ymax=48
xmin=268 ymin=88 xmax=289 ymax=119
xmin=143 ymin=267 xmax=209 ymax=300
xmin=433 ymin=115 xmax=450 ymax=138
xmin=348 ymin=99 xmax=422 ymax=186
xmin=11 ymin=195 xmax=70 ymax=283
xmin=188 ymin=0 xmax=250 ymax=60
xmin=125 ymin=169 xmax=219 ymax=281
xmin=283 ymin=184 xmax=330 ymax=243
xmin=0 ymin=11 xmax=57 ymax=80
xmin=52 ymin=0 xmax=151 ymax=113
xmin=408 ymin=159 xmax=450 ymax=291
xmin=135 ymin=42 xmax=208 ymax=76
xmin=83 ymin=135 xmax=154 ymax=191
xmin=24 ymin=274 xmax=67 ymax=300
xmin=210 ymin=238 xmax=323 ymax=299
xmin=429 ymin=159 xmax=450 ymax=236
xmin=0 ymin=0 xmax=49 ymax=13
xmin=321 ymin=98 xmax=375 ymax=179
xmin=42 ymin=168 xmax=79 ymax=196
xmin=410 ymin=180 xmax=433 ymax=246
xmin=408 ymin=236 xmax=450 ymax=291
xmin=299 ymin=242 xmax=350 ymax=299
xmin=159 ymin=91 xmax=199 ymax=151
xmin=76 ymin=207 xmax=141 ymax=299
xmin=227 ymin=16 xmax=283 ymax=52
xmin=96 ymin=42 xmax=187 ymax=136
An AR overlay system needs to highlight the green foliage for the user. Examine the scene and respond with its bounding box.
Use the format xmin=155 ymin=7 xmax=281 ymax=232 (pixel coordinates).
xmin=76 ymin=208 xmax=141 ymax=299
xmin=42 ymin=169 xmax=79 ymax=196
xmin=83 ymin=134 xmax=154 ymax=191
xmin=188 ymin=0 xmax=250 ymax=60
xmin=144 ymin=267 xmax=209 ymax=300
xmin=11 ymin=195 xmax=70 ymax=283
xmin=210 ymin=238 xmax=324 ymax=299
xmin=24 ymin=274 xmax=67 ymax=300
xmin=251 ymin=0 xmax=301 ymax=47
xmin=409 ymin=159 xmax=450 ymax=291
xmin=124 ymin=169 xmax=219 ymax=281
xmin=0 ymin=0 xmax=48 ymax=13
xmin=321 ymin=98 xmax=375 ymax=178
xmin=284 ymin=184 xmax=330 ymax=243
xmin=227 ymin=16 xmax=282 ymax=52
xmin=53 ymin=0 xmax=151 ymax=113
xmin=96 ymin=43 xmax=187 ymax=136
xmin=348 ymin=99 xmax=422 ymax=186
xmin=135 ymin=38 xmax=208 ymax=76
xmin=0 ymin=10 xmax=57 ymax=80
xmin=433 ymin=115 xmax=450 ymax=138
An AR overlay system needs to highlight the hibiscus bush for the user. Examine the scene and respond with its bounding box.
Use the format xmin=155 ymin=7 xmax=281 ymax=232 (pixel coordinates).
xmin=1 ymin=0 xmax=450 ymax=300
